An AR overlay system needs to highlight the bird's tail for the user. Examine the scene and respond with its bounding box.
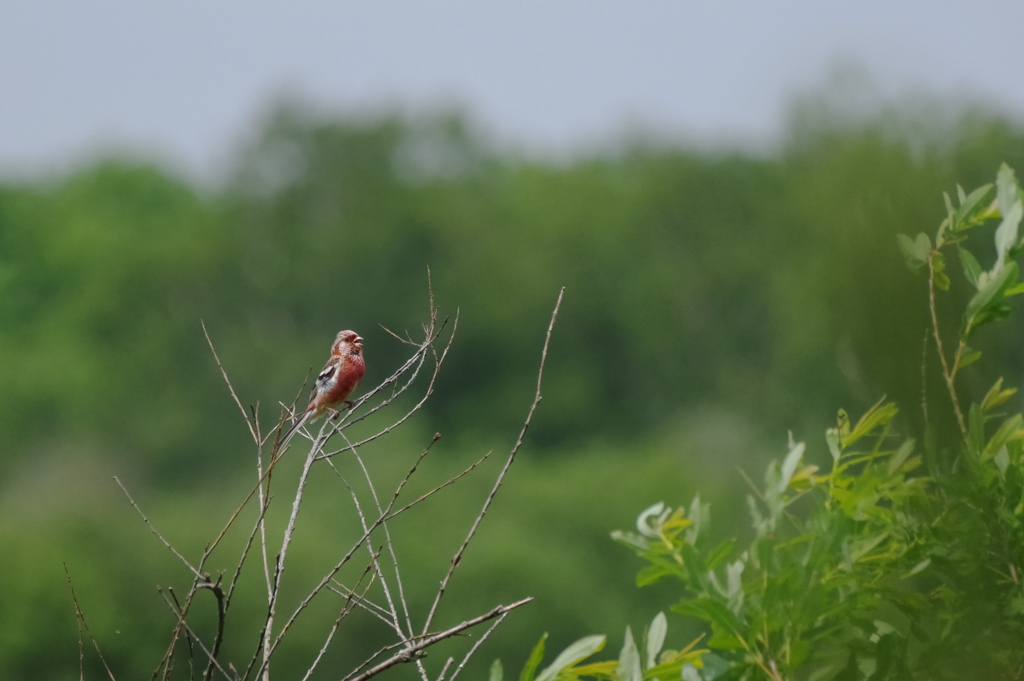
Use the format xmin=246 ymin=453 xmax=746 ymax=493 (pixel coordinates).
xmin=276 ymin=410 xmax=312 ymax=454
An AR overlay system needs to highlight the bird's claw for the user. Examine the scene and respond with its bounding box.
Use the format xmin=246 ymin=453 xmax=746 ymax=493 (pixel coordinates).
xmin=328 ymin=401 xmax=356 ymax=421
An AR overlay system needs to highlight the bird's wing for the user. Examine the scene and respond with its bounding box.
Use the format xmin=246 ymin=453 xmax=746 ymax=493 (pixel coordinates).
xmin=315 ymin=360 xmax=338 ymax=390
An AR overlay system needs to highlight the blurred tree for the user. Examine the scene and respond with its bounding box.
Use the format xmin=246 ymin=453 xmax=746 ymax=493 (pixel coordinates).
xmin=3 ymin=92 xmax=1024 ymax=678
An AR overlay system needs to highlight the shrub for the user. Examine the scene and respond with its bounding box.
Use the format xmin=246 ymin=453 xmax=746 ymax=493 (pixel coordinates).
xmin=511 ymin=164 xmax=1024 ymax=680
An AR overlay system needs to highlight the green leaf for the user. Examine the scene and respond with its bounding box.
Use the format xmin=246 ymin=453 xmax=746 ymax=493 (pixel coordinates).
xmin=981 ymin=378 xmax=1017 ymax=412
xmin=887 ymin=438 xmax=915 ymax=475
xmin=685 ymin=495 xmax=704 ymax=545
xmin=983 ymin=414 xmax=1024 ymax=461
xmin=646 ymin=613 xmax=667 ymax=670
xmin=959 ymin=248 xmax=982 ymax=288
xmin=957 ymin=184 xmax=967 ymax=204
xmin=569 ymin=661 xmax=618 ymax=679
xmin=705 ymin=538 xmax=736 ymax=570
xmin=994 ymin=201 xmax=1023 ymax=271
xmin=837 ymin=409 xmax=850 ymax=440
xmin=536 ymin=635 xmax=606 ymax=681
xmin=490 ymin=659 xmax=504 ymax=681
xmin=726 ymin=560 xmax=744 ymax=600
xmin=636 ymin=502 xmax=668 ymax=537
xmin=1005 ymin=282 xmax=1024 ymax=296
xmin=963 ymin=261 xmax=1019 ymax=336
xmin=826 ymin=427 xmax=842 ymax=463
xmin=995 ymin=446 xmax=1010 ymax=478
xmin=680 ymin=542 xmax=711 ymax=593
xmin=636 ymin=563 xmax=679 ymax=586
xmin=958 ymin=350 xmax=982 ymax=368
xmin=681 ymin=665 xmax=702 ymax=681
xmin=997 ymin=163 xmax=1019 ymax=218
xmin=905 ymin=558 xmax=932 ymax=577
xmin=616 ymin=628 xmax=642 ymax=681
xmin=993 ymin=164 xmax=1024 ymax=270
xmin=898 ymin=233 xmax=930 ymax=274
xmin=673 ymin=598 xmax=745 ymax=650
xmin=843 ymin=400 xmax=898 ymax=448
xmin=968 ymin=403 xmax=985 ymax=457
xmin=849 ymin=532 xmax=888 ymax=562
xmin=956 ymin=183 xmax=995 ymax=226
xmin=520 ymin=634 xmax=548 ymax=681
xmin=780 ymin=439 xmax=805 ymax=491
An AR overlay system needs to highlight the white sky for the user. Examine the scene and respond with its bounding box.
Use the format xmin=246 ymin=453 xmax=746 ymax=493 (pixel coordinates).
xmin=3 ymin=1 xmax=1023 ymax=180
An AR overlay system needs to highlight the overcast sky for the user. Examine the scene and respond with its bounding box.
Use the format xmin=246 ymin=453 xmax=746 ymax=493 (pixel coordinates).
xmin=3 ymin=1 xmax=1023 ymax=180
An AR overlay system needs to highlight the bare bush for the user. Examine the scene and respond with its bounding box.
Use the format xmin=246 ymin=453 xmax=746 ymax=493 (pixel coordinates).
xmin=76 ymin=287 xmax=563 ymax=681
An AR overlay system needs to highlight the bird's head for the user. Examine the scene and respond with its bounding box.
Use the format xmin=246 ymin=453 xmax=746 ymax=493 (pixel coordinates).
xmin=332 ymin=330 xmax=364 ymax=355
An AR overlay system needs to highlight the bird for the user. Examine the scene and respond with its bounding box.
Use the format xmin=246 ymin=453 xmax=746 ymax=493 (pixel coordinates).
xmin=277 ymin=330 xmax=366 ymax=451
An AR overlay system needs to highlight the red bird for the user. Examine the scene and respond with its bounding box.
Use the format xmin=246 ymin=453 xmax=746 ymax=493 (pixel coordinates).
xmin=279 ymin=330 xmax=366 ymax=449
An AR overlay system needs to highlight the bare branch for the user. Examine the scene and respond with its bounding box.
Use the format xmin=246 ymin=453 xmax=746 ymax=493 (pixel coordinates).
xmin=202 ymin=321 xmax=258 ymax=445
xmin=448 ymin=613 xmax=508 ymax=681
xmin=262 ymin=443 xmax=319 ymax=679
xmin=422 ymin=288 xmax=563 ymax=633
xmin=199 ymin=576 xmax=227 ymax=681
xmin=436 ymin=657 xmax=455 ymax=681
xmin=385 ymin=449 xmax=491 ymax=522
xmin=65 ymin=564 xmax=118 ymax=681
xmin=115 ymin=477 xmax=202 ymax=580
xmin=327 ymin=582 xmax=392 ymax=625
xmin=331 ymin=463 xmax=407 ymax=642
xmin=302 ymin=559 xmax=379 ymax=681
xmin=159 ymin=588 xmax=236 ymax=681
xmin=123 ymin=287 xmax=557 ymax=681
xmin=344 ymin=598 xmax=533 ymax=681
xmin=225 ymin=478 xmax=272 ymax=609
xmin=346 ymin=437 xmax=417 ymax=643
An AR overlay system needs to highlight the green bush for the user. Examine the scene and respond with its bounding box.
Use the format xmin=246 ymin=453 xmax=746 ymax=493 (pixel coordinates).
xmin=510 ymin=165 xmax=1024 ymax=680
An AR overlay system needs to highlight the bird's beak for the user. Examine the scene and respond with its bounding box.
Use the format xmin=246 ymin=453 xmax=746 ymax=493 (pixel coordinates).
xmin=354 ymin=335 xmax=364 ymax=348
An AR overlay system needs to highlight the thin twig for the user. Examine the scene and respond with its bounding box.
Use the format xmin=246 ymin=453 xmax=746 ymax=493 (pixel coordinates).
xmin=65 ymin=564 xmax=118 ymax=681
xmin=115 ymin=477 xmax=202 ymax=579
xmin=200 ymin=577 xmax=227 ymax=681
xmin=447 ymin=613 xmax=508 ymax=681
xmin=385 ymin=450 xmax=492 ymax=521
xmin=422 ymin=288 xmax=564 ymax=634
xmin=203 ymin=321 xmax=258 ymax=445
xmin=927 ymin=252 xmax=968 ymax=438
xmin=347 ymin=436 xmax=418 ymax=644
xmin=262 ymin=444 xmax=319 ymax=679
xmin=327 ymin=582 xmax=392 ymax=624
xmin=436 ymin=657 xmax=455 ymax=681
xmin=301 ymin=559 xmax=379 ymax=681
xmin=344 ymin=598 xmax=533 ymax=681
xmin=167 ymin=588 xmax=192 ymax=680
xmin=258 ymin=436 xmax=452 ymax=674
xmin=333 ymin=463 xmax=408 ymax=642
xmin=159 ymin=589 xmax=235 ymax=681
xmin=921 ymin=329 xmax=930 ymax=425
xmin=226 ymin=489 xmax=272 ymax=610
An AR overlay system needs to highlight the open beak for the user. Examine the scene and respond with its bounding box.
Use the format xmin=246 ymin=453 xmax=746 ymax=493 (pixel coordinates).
xmin=354 ymin=335 xmax=364 ymax=349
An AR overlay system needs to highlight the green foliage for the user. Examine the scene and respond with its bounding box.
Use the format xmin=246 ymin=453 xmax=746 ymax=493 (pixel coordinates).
xmin=509 ymin=613 xmax=706 ymax=681
xmin=581 ymin=165 xmax=1024 ymax=680
xmin=6 ymin=97 xmax=1024 ymax=677
xmin=613 ymin=400 xmax=930 ymax=680
xmin=6 ymin=98 xmax=1024 ymax=476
